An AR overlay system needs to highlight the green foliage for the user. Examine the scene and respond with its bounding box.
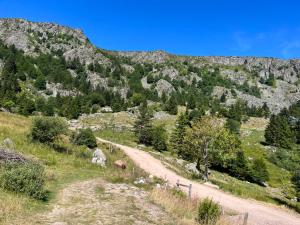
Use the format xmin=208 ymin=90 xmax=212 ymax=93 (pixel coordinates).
xmin=171 ymin=113 xmax=190 ymax=157
xmin=34 ymin=75 xmax=46 ymax=90
xmin=134 ymin=104 xmax=153 ymax=145
xmin=16 ymin=91 xmax=36 ymax=116
xmin=265 ymin=73 xmax=276 ymax=87
xmin=164 ymin=94 xmax=178 ymax=115
xmin=249 ymin=158 xmax=269 ymax=184
xmin=292 ymin=170 xmax=300 ymax=200
xmin=225 ymin=118 xmax=241 ymax=134
xmin=229 ymin=150 xmax=250 ymax=180
xmin=183 ymin=116 xmax=239 ymax=180
xmin=268 ymin=148 xmax=300 ymax=171
xmin=236 ymin=81 xmax=261 ymax=97
xmin=229 ymin=152 xmax=269 ymax=185
xmin=72 ymin=128 xmax=97 ymax=148
xmin=151 ymin=124 xmax=168 ymax=152
xmin=196 ymin=198 xmax=221 ymax=225
xmin=0 ymin=162 xmax=48 ymax=201
xmin=265 ymin=114 xmax=294 ymax=149
xmin=130 ymin=93 xmax=145 ymax=106
xmin=30 ymin=116 xmax=67 ymax=143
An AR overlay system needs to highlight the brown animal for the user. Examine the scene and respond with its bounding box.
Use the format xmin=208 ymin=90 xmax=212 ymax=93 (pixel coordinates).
xmin=114 ymin=160 xmax=126 ymax=169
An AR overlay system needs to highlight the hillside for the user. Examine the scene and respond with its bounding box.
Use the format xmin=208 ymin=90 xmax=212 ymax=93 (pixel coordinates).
xmin=0 ymin=18 xmax=299 ymax=117
xmin=0 ymin=18 xmax=300 ymax=225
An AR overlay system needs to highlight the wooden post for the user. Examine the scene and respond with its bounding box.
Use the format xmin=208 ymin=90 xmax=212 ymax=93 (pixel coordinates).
xmin=243 ymin=212 xmax=248 ymax=225
xmin=188 ymin=184 xmax=192 ymax=199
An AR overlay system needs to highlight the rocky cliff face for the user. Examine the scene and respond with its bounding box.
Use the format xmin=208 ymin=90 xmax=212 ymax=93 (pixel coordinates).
xmin=0 ymin=18 xmax=299 ymax=113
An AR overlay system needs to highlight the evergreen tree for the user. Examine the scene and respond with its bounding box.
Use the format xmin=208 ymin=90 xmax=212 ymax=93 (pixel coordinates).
xmin=250 ymin=158 xmax=269 ymax=184
xmin=265 ymin=114 xmax=294 ymax=149
xmin=165 ymin=94 xmax=178 ymax=115
xmin=171 ymin=113 xmax=190 ymax=157
xmin=134 ymin=103 xmax=153 ymax=145
xmin=187 ymin=94 xmax=196 ymax=109
xmin=229 ymin=150 xmax=249 ymax=180
xmin=34 ymin=75 xmax=46 ymax=90
xmin=151 ymin=125 xmax=168 ymax=152
xmin=0 ymin=54 xmax=20 ymax=101
xmin=220 ymin=93 xmax=226 ymax=103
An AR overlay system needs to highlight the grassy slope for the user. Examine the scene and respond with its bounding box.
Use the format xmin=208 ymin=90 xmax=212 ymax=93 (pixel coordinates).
xmin=0 ymin=112 xmax=148 ymax=224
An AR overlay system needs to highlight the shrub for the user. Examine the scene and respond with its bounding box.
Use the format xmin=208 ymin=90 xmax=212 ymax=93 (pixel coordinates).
xmin=72 ymin=128 xmax=97 ymax=148
xmin=74 ymin=146 xmax=93 ymax=159
xmin=196 ymin=198 xmax=221 ymax=225
xmin=30 ymin=116 xmax=68 ymax=143
xmin=225 ymin=118 xmax=241 ymax=134
xmin=0 ymin=162 xmax=48 ymax=201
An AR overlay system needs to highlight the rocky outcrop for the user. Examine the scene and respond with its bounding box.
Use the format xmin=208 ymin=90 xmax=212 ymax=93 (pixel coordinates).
xmin=0 ymin=18 xmax=109 ymax=65
xmin=118 ymin=50 xmax=170 ymax=64
xmin=155 ymin=79 xmax=175 ymax=97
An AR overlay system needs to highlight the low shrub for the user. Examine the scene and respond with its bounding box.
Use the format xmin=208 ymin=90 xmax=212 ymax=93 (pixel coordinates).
xmin=0 ymin=162 xmax=49 ymax=201
xmin=72 ymin=128 xmax=97 ymax=148
xmin=196 ymin=198 xmax=221 ymax=225
xmin=74 ymin=147 xmax=93 ymax=159
xmin=30 ymin=116 xmax=67 ymax=143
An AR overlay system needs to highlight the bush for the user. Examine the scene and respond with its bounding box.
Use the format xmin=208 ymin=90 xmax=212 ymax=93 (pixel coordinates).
xmin=72 ymin=128 xmax=97 ymax=148
xmin=31 ymin=116 xmax=68 ymax=143
xmin=0 ymin=162 xmax=48 ymax=201
xmin=196 ymin=198 xmax=221 ymax=225
xmin=225 ymin=118 xmax=241 ymax=134
xmin=74 ymin=146 xmax=93 ymax=159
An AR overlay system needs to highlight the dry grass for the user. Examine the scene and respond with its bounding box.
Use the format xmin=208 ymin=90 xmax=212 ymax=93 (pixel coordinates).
xmin=0 ymin=194 xmax=24 ymax=223
xmin=241 ymin=117 xmax=269 ymax=131
xmin=150 ymin=188 xmax=199 ymax=225
xmin=150 ymin=188 xmax=239 ymax=225
xmin=150 ymin=188 xmax=199 ymax=222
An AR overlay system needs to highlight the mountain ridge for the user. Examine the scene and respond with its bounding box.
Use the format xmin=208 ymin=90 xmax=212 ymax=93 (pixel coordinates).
xmin=0 ymin=18 xmax=299 ymax=115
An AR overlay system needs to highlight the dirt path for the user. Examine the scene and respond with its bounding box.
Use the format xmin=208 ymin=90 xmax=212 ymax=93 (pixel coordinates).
xmin=30 ymin=179 xmax=178 ymax=225
xmin=97 ymin=137 xmax=300 ymax=225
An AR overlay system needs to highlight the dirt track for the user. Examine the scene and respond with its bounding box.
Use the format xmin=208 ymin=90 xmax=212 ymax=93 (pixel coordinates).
xmin=97 ymin=137 xmax=300 ymax=225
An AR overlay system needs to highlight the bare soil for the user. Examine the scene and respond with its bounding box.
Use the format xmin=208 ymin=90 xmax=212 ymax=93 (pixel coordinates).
xmin=24 ymin=179 xmax=178 ymax=225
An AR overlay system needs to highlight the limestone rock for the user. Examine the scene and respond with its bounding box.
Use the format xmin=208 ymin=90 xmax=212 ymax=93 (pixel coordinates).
xmin=92 ymin=148 xmax=106 ymax=167
xmin=155 ymin=79 xmax=175 ymax=98
xmin=185 ymin=163 xmax=200 ymax=176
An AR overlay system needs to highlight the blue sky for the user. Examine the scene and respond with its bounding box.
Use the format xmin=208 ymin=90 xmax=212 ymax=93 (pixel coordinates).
xmin=0 ymin=0 xmax=300 ymax=58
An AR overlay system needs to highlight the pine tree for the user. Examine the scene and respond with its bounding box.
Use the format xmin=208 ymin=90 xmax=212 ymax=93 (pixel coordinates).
xmin=151 ymin=125 xmax=168 ymax=152
xmin=165 ymin=94 xmax=178 ymax=115
xmin=34 ymin=75 xmax=46 ymax=90
xmin=265 ymin=114 xmax=294 ymax=149
xmin=0 ymin=54 xmax=20 ymax=101
xmin=134 ymin=103 xmax=153 ymax=145
xmin=171 ymin=113 xmax=190 ymax=157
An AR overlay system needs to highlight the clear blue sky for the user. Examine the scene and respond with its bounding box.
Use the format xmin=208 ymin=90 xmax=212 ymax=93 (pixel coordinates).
xmin=1 ymin=0 xmax=300 ymax=58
